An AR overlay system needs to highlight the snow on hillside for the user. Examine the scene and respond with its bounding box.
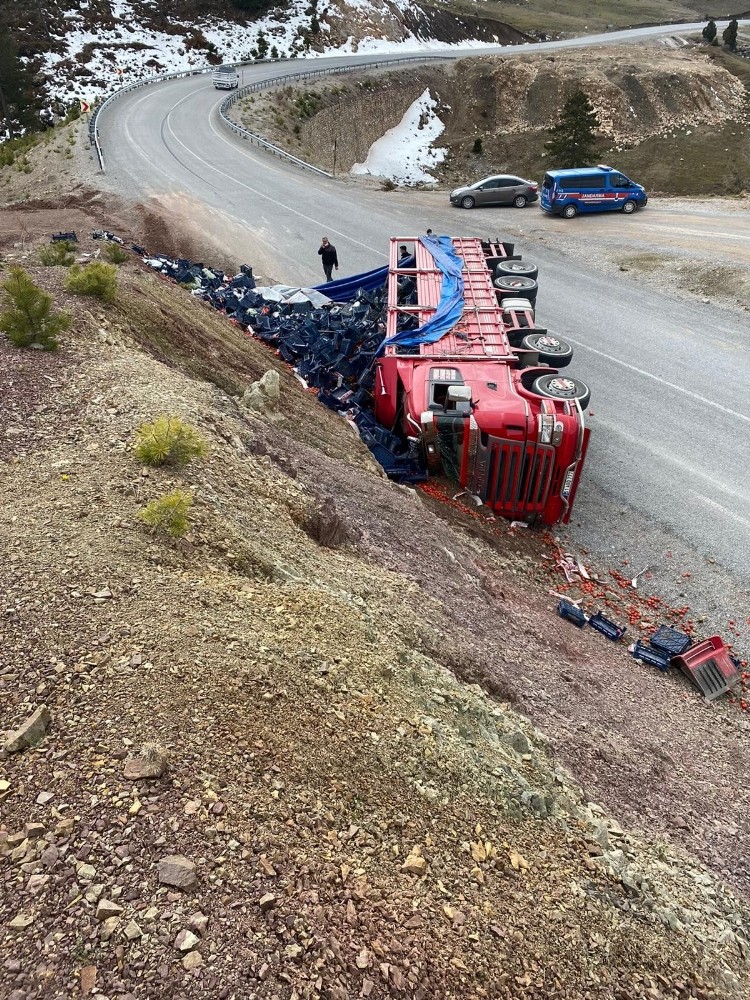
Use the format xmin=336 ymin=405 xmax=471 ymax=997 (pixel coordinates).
xmin=351 ymin=88 xmax=447 ymax=184
xmin=40 ymin=0 xmax=495 ymax=105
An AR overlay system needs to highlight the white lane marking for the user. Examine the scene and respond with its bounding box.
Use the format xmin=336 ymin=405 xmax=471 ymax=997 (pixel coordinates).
xmin=692 ymin=492 xmax=750 ymax=530
xmin=558 ymin=334 xmax=750 ymax=424
xmin=593 ymin=415 xmax=749 ymax=502
xmin=163 ymin=91 xmax=386 ymax=258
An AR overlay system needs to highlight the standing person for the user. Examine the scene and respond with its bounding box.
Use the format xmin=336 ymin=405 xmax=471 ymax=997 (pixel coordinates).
xmin=318 ymin=236 xmax=338 ymax=282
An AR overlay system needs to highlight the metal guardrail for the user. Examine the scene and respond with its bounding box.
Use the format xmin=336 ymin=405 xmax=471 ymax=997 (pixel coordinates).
xmin=218 ymin=55 xmax=456 ymax=177
xmin=91 ymin=53 xmax=456 ymax=175
xmin=89 ymin=63 xmax=216 ymax=172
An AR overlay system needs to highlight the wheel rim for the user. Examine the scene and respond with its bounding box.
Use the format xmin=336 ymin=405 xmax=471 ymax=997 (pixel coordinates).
xmin=535 ymin=336 xmax=564 ymax=353
xmin=504 ymin=262 xmax=530 ymax=273
xmin=623 ymin=201 xmax=635 ymax=213
xmin=462 ymin=198 xmax=474 ymax=209
xmin=545 ymin=377 xmax=578 ymax=397
xmin=505 ymin=278 xmax=531 ymax=289
xmin=514 ymin=196 xmax=526 ymax=207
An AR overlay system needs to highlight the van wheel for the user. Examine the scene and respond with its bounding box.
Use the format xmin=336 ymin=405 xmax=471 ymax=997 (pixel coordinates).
xmin=531 ymin=374 xmax=590 ymax=410
xmin=495 ymin=259 xmax=538 ymax=281
xmin=513 ymin=195 xmax=527 ymax=208
xmin=494 ymin=275 xmax=538 ymax=304
xmin=562 ymin=204 xmax=578 ymax=219
xmin=521 ymin=334 xmax=573 ymax=368
xmin=622 ymin=200 xmax=637 ymax=214
xmin=461 ymin=196 xmax=476 ymax=209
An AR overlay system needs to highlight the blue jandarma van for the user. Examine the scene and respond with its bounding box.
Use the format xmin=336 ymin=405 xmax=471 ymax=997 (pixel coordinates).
xmin=540 ymin=165 xmax=648 ymax=218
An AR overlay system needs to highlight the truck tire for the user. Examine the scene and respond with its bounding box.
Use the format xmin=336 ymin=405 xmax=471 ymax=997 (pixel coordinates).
xmin=495 ymin=259 xmax=538 ymax=281
xmin=521 ymin=333 xmax=573 ymax=368
xmin=622 ymin=200 xmax=637 ymax=214
xmin=562 ymin=204 xmax=578 ymax=219
xmin=531 ymin=374 xmax=590 ymax=410
xmin=494 ymin=275 xmax=538 ymax=304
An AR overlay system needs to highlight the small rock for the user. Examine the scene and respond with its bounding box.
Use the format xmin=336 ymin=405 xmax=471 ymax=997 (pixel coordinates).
xmin=25 ymin=874 xmax=48 ymax=894
xmin=96 ymin=899 xmax=124 ymax=921
xmin=77 ymin=863 xmax=96 ymax=880
xmin=100 ymin=917 xmax=120 ymax=942
xmin=3 ymin=705 xmax=51 ymax=753
xmin=8 ymin=913 xmax=34 ymax=930
xmin=285 ymin=943 xmax=303 ymax=960
xmin=123 ymin=920 xmax=142 ymax=940
xmin=40 ymin=845 xmax=59 ymax=868
xmin=175 ymin=929 xmax=200 ymax=952
xmin=187 ymin=912 xmax=209 ymax=936
xmin=124 ymin=743 xmax=168 ymax=780
xmin=259 ymin=893 xmax=276 ymax=913
xmin=157 ymin=854 xmax=197 ymax=890
xmin=501 ymin=729 xmax=531 ymax=755
xmin=35 ymin=791 xmax=54 ymax=805
xmin=182 ymin=951 xmax=203 ymax=971
xmin=80 ymin=965 xmax=97 ymax=995
xmin=401 ymin=849 xmax=427 ymax=876
xmin=24 ymin=822 xmax=46 ymax=839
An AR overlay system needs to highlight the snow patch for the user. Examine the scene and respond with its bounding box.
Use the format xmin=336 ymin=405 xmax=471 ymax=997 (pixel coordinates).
xmin=351 ymin=88 xmax=446 ymax=185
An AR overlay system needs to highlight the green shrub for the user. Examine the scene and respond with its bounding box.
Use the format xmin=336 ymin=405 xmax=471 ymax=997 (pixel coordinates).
xmin=472 ymin=137 xmax=483 ymax=155
xmin=0 ymin=266 xmax=71 ymax=350
xmin=138 ymin=489 xmax=193 ymax=538
xmin=39 ymin=240 xmax=75 ymax=267
xmin=134 ymin=415 xmax=208 ymax=467
xmin=103 ymin=242 xmax=129 ymax=265
xmin=66 ymin=261 xmax=118 ymax=302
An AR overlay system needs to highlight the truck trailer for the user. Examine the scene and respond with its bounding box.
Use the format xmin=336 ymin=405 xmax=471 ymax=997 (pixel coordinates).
xmin=373 ymin=236 xmax=590 ymax=525
xmin=212 ymin=66 xmax=240 ymax=90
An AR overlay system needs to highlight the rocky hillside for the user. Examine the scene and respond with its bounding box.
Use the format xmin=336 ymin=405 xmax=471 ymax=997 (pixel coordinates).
xmin=1 ymin=129 xmax=750 ymax=995
xmin=239 ymin=43 xmax=750 ymax=192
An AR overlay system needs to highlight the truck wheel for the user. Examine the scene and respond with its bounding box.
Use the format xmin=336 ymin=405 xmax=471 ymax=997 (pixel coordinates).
xmin=495 ymin=259 xmax=538 ymax=281
xmin=461 ymin=196 xmax=475 ymax=209
xmin=622 ymin=200 xmax=637 ymax=214
xmin=531 ymin=374 xmax=590 ymax=410
xmin=494 ymin=275 xmax=538 ymax=304
xmin=521 ymin=334 xmax=573 ymax=368
xmin=562 ymin=204 xmax=578 ymax=219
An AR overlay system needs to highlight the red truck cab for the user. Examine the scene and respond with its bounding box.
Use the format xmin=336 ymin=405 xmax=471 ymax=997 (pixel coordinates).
xmin=373 ymin=237 xmax=590 ymax=525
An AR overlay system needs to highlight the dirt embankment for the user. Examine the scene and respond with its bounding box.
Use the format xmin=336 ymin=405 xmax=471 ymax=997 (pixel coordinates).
xmin=240 ymin=43 xmax=750 ymax=194
xmin=1 ymin=210 xmax=750 ymax=999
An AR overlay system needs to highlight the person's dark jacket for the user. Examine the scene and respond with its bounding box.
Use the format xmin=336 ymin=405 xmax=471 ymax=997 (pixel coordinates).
xmin=318 ymin=243 xmax=338 ymax=268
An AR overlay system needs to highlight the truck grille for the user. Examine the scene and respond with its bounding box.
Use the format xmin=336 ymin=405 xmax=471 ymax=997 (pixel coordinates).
xmin=472 ymin=436 xmax=555 ymax=515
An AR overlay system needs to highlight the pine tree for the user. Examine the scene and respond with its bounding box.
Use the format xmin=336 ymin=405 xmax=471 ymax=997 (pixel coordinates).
xmin=702 ymin=20 xmax=717 ymax=43
xmin=545 ymin=90 xmax=600 ymax=169
xmin=723 ymin=19 xmax=738 ymax=52
xmin=0 ymin=26 xmax=38 ymax=137
xmin=0 ymin=267 xmax=71 ymax=351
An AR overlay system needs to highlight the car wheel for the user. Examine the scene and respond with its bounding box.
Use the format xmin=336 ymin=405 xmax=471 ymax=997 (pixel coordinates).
xmin=622 ymin=200 xmax=637 ymax=214
xmin=562 ymin=204 xmax=578 ymax=219
xmin=531 ymin=374 xmax=590 ymax=410
xmin=520 ymin=333 xmax=573 ymax=368
xmin=494 ymin=275 xmax=538 ymax=304
xmin=461 ymin=196 xmax=475 ymax=210
xmin=495 ymin=259 xmax=538 ymax=281
xmin=513 ymin=195 xmax=528 ymax=208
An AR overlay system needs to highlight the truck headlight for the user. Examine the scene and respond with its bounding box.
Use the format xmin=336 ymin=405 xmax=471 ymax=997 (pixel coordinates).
xmin=538 ymin=413 xmax=554 ymax=444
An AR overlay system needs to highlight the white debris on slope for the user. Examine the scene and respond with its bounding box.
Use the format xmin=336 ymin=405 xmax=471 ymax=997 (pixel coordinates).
xmin=351 ymin=88 xmax=446 ymax=185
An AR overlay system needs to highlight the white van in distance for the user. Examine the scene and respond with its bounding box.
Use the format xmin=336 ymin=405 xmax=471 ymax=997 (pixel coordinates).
xmin=212 ymin=66 xmax=240 ymax=90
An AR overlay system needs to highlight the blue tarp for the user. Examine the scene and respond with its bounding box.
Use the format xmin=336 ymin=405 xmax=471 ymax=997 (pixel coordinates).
xmin=384 ymin=235 xmax=464 ymax=349
xmin=314 ymin=264 xmax=389 ymax=302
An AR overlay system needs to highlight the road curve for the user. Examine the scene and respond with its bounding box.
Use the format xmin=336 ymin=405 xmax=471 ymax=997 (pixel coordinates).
xmin=99 ymin=27 xmax=750 ymax=639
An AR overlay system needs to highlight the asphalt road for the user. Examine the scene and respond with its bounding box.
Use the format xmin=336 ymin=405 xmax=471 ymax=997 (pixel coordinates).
xmin=99 ymin=25 xmax=750 ymax=640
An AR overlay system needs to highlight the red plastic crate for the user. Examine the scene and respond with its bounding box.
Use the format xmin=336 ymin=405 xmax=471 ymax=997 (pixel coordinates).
xmin=672 ymin=636 xmax=740 ymax=701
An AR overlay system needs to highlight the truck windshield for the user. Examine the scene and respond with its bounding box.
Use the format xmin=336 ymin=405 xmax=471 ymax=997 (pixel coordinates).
xmin=435 ymin=414 xmax=466 ymax=483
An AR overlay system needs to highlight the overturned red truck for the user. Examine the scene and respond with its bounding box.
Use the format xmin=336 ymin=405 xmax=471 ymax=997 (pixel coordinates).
xmin=373 ymin=236 xmax=590 ymax=525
